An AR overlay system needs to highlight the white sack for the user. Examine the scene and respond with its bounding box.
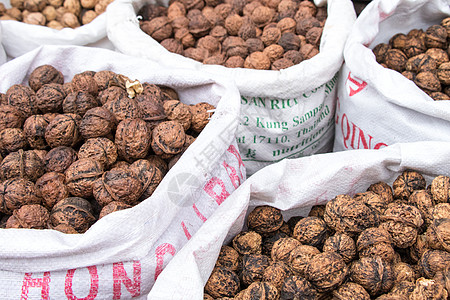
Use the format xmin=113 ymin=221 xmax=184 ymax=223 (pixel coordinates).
xmin=334 ymin=0 xmax=450 ymax=152
xmin=107 ymin=0 xmax=356 ymax=175
xmin=0 ymin=45 xmax=244 ymax=299
xmin=0 ymin=21 xmax=6 ymax=65
xmin=0 ymin=0 xmax=114 ymax=58
xmin=148 ymin=141 xmax=450 ymax=299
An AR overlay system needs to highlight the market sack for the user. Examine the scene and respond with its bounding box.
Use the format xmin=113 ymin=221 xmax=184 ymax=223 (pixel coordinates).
xmin=0 ymin=0 xmax=114 ymax=58
xmin=148 ymin=141 xmax=450 ymax=299
xmin=0 ymin=22 xmax=6 ymax=65
xmin=0 ymin=45 xmax=244 ymax=299
xmin=334 ymin=0 xmax=450 ymax=152
xmin=106 ymin=0 xmax=356 ymax=175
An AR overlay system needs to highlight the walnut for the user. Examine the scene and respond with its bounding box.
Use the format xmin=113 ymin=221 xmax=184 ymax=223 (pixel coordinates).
xmin=6 ymin=204 xmax=49 ymax=229
xmin=430 ymin=203 xmax=450 ymax=222
xmin=93 ymin=166 xmax=143 ymax=207
xmin=80 ymin=0 xmax=96 ymax=9
xmin=238 ymin=17 xmax=257 ymax=40
xmin=242 ymin=281 xmax=279 ymax=300
xmin=393 ymin=262 xmax=417 ymax=284
xmin=160 ymin=38 xmax=184 ymax=55
xmin=78 ymin=137 xmax=117 ymax=169
xmin=323 ymin=232 xmax=356 ymax=264
xmin=65 ymin=158 xmax=103 ymax=198
xmin=94 ymin=0 xmax=111 ymax=14
xmin=404 ymin=37 xmax=427 ymax=58
xmin=23 ymin=0 xmax=46 ymax=12
xmin=23 ymin=114 xmax=50 ymax=149
xmin=147 ymin=155 xmax=168 ymax=175
xmin=11 ymin=0 xmax=24 ymax=9
xmin=128 ymin=159 xmax=163 ymax=200
xmin=332 ymin=282 xmax=370 ymax=300
xmin=373 ymin=43 xmax=392 ymax=64
xmin=277 ymin=32 xmax=300 ymax=52
xmin=295 ymin=16 xmax=320 ymax=36
xmin=305 ymin=251 xmax=348 ymax=293
xmin=406 ymin=54 xmax=436 ymax=73
xmin=174 ymin=27 xmax=196 ymax=48
xmin=0 ymin=128 xmax=28 ymax=154
xmin=224 ymin=55 xmax=245 ymax=68
xmin=247 ymin=205 xmax=283 ymax=235
xmin=292 ymin=216 xmax=328 ymax=248
xmin=215 ymin=245 xmax=240 ymax=272
xmin=389 ymin=33 xmax=408 ymax=51
xmin=23 ymin=12 xmax=46 ymax=25
xmin=390 ymin=280 xmax=416 ymax=298
xmin=60 ymin=11 xmax=79 ymax=28
xmin=223 ymin=36 xmax=248 ymax=58
xmin=240 ymin=253 xmax=269 ymax=285
xmin=263 ymin=261 xmax=292 ymax=290
xmin=151 ymin=120 xmax=186 ymax=157
xmin=426 ymin=218 xmax=450 ymax=252
xmin=354 ymin=191 xmax=388 ymax=216
xmin=213 ymin=3 xmax=232 ymax=20
xmin=50 ymin=197 xmax=96 ymax=233
xmin=243 ymin=38 xmax=263 ymax=54
xmin=6 ymin=84 xmax=38 ymax=118
xmin=261 ymin=26 xmax=281 ymax=46
xmin=263 ymin=44 xmax=284 ymax=62
xmin=5 ymin=7 xmax=22 ymax=20
xmin=224 ymin=13 xmax=242 ymax=36
xmin=79 ymin=107 xmax=115 ymax=139
xmin=356 ymin=227 xmax=395 ymax=262
xmin=98 ymin=86 xmax=127 ymax=105
xmin=189 ymin=102 xmax=214 ymax=132
xmin=0 ymin=178 xmax=41 ymax=214
xmin=393 ymin=170 xmax=426 ymax=200
xmin=183 ymin=47 xmax=209 ymax=62
xmin=141 ymin=17 xmax=172 ymax=42
xmin=323 ymin=194 xmax=379 ymax=236
xmin=294 ymin=1 xmax=317 ymax=20
xmin=414 ymin=71 xmax=442 ymax=92
xmin=138 ymin=3 xmax=165 ymax=21
xmin=426 ymin=48 xmax=449 ymax=66
xmin=430 ymin=175 xmax=450 ymax=204
xmin=81 ymin=9 xmax=97 ymax=25
xmin=299 ymin=43 xmax=319 ymax=60
xmin=204 ymin=266 xmax=240 ymax=298
xmin=103 ymin=97 xmax=142 ymax=122
xmin=197 ymin=35 xmax=221 ymax=56
xmin=187 ymin=9 xmax=211 ymax=38
xmin=0 ymin=105 xmax=24 ymax=133
xmin=279 ymin=276 xmax=318 ymax=300
xmin=71 ymin=73 xmax=99 ymax=96
xmin=63 ymin=0 xmax=80 ymax=15
xmin=250 ymin=6 xmax=274 ymax=28
xmin=351 ymin=256 xmax=394 ymax=297
xmin=35 ymin=172 xmax=68 ymax=209
xmin=232 ymin=231 xmax=262 ymax=255
xmin=45 ymin=113 xmax=81 ymax=148
xmin=436 ymin=62 xmax=450 ymax=85
xmin=410 ymin=277 xmax=448 ymax=300
xmin=167 ymin=1 xmax=185 ymax=21
xmin=115 ymin=118 xmax=151 ymax=162
xmin=425 ymin=25 xmax=448 ymax=49
xmin=0 ymin=149 xmax=45 ymax=181
xmin=305 ymin=26 xmax=322 ymax=47
xmin=244 ymin=51 xmax=271 ymax=70
xmin=210 ymin=25 xmax=228 ymax=42
xmin=367 ymin=181 xmax=394 ymax=204
xmin=98 ymin=201 xmax=131 ymax=219
xmin=385 ymin=49 xmax=408 ymax=72
xmin=419 ymin=249 xmax=450 ymax=278
xmin=428 ymin=91 xmax=450 ymax=101
xmin=44 ymin=146 xmax=77 ymax=173
xmin=271 ymin=237 xmax=301 ymax=263
xmin=204 ymin=54 xmax=226 ymax=65
xmin=34 ymin=83 xmax=65 ymax=114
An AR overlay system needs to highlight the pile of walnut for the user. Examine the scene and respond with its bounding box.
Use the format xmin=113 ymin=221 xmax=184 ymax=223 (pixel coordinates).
xmin=0 ymin=64 xmax=215 ymax=233
xmin=0 ymin=0 xmax=113 ymax=29
xmin=138 ymin=0 xmax=326 ymax=70
xmin=204 ymin=170 xmax=450 ymax=299
xmin=373 ymin=18 xmax=450 ymax=101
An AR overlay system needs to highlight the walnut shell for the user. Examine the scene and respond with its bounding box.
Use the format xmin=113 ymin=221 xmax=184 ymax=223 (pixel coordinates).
xmin=247 ymin=205 xmax=283 ymax=235
xmin=79 ymin=107 xmax=115 ymax=139
xmin=0 ymin=128 xmax=28 ymax=154
xmin=224 ymin=55 xmax=245 ymax=68
xmin=350 ymin=256 xmax=394 ymax=297
xmin=243 ymin=281 xmax=279 ymax=300
xmin=425 ymin=25 xmax=448 ymax=49
xmin=28 ymin=65 xmax=64 ymax=92
xmin=356 ymin=227 xmax=396 ymax=262
xmin=280 ymin=276 xmax=318 ymax=300
xmin=6 ymin=84 xmax=38 ymax=118
xmin=393 ymin=262 xmax=417 ymax=284
xmin=305 ymin=251 xmax=348 ymax=293
xmin=35 ymin=83 xmax=66 ymax=114
xmin=426 ymin=218 xmax=450 ymax=252
xmin=263 ymin=261 xmax=292 ymax=290
xmin=6 ymin=204 xmax=49 ymax=229
xmin=430 ymin=175 xmax=450 ymax=204
xmin=393 ymin=170 xmax=426 ymax=200
xmin=115 ymin=118 xmax=152 ymax=162
xmin=50 ymin=197 xmax=96 ymax=233
xmin=189 ymin=102 xmax=215 ymax=132
xmin=98 ymin=201 xmax=131 ymax=219
xmin=241 ymin=253 xmax=270 ymax=285
xmin=0 ymin=105 xmax=25 ymax=133
xmin=23 ymin=114 xmax=55 ymax=150
xmin=292 ymin=216 xmax=328 ymax=248
xmin=271 ymin=237 xmax=301 ymax=263
xmin=385 ymin=49 xmax=408 ymax=72
xmin=410 ymin=277 xmax=448 ymax=300
xmin=71 ymin=73 xmax=99 ymax=96
xmin=323 ymin=232 xmax=356 ymax=264
xmin=65 ymin=158 xmax=103 ymax=198
xmin=129 ymin=159 xmax=164 ymax=200
xmin=0 ymin=149 xmax=45 ymax=181
xmin=408 ymin=190 xmax=434 ymax=226
xmin=98 ymin=86 xmax=127 ymax=105
xmin=372 ymin=43 xmax=391 ymax=64
xmin=415 ymin=71 xmax=442 ymax=92
xmin=332 ymin=282 xmax=370 ymax=300
xmin=244 ymin=51 xmax=271 ymax=70
xmin=45 ymin=113 xmax=81 ymax=148
xmin=0 ymin=178 xmax=41 ymax=214
xmin=354 ymin=190 xmax=387 ymax=215
xmin=215 ymin=245 xmax=240 ymax=272
xmin=63 ymin=91 xmax=100 ymax=116
xmin=419 ymin=249 xmax=450 ymax=278
xmin=35 ymin=172 xmax=69 ymax=209
xmin=151 ymin=120 xmax=186 ymax=157
xmin=232 ymin=231 xmax=262 ymax=255
xmin=78 ymin=137 xmax=117 ymax=169
xmin=44 ymin=146 xmax=77 ymax=173
xmin=204 ymin=266 xmax=240 ymax=298
xmin=288 ymin=244 xmax=320 ymax=277
xmin=223 ymin=36 xmax=248 ymax=58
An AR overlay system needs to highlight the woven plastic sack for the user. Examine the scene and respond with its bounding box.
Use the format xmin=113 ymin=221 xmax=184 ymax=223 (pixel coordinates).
xmin=0 ymin=45 xmax=244 ymax=299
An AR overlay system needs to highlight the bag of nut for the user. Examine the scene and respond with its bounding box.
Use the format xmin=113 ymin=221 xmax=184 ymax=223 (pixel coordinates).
xmin=0 ymin=45 xmax=244 ymax=299
xmin=334 ymin=0 xmax=450 ymax=152
xmin=106 ymin=0 xmax=356 ymax=175
xmin=0 ymin=22 xmax=6 ymax=64
xmin=0 ymin=0 xmax=114 ymax=58
xmin=147 ymin=141 xmax=450 ymax=299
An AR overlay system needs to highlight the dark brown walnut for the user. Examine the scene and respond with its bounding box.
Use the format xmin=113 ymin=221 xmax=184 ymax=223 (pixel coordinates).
xmin=425 ymin=25 xmax=448 ymax=49
xmin=308 ymin=204 xmax=326 ymax=219
xmin=280 ymin=276 xmax=318 ymax=300
xmin=283 ymin=51 xmax=302 ymax=65
xmin=204 ymin=54 xmax=227 ymax=65
xmin=35 ymin=172 xmax=68 ymax=210
xmin=0 ymin=149 xmax=45 ymax=181
xmin=98 ymin=86 xmax=128 ymax=105
xmin=93 ymin=167 xmax=144 ymax=207
xmin=426 ymin=218 xmax=450 ymax=252
xmin=430 ymin=203 xmax=450 ymax=221
xmin=263 ymin=261 xmax=292 ymax=290
xmin=50 ymin=197 xmax=96 ymax=233
xmin=292 ymin=216 xmax=328 ymax=247
xmin=289 ymin=244 xmax=320 ymax=277
xmin=52 ymin=223 xmax=78 ymax=234
xmin=78 ymin=138 xmax=117 ymax=169
xmin=115 ymin=118 xmax=151 ymax=162
xmin=247 ymin=205 xmax=283 ymax=234
xmin=381 ymin=202 xmax=423 ymax=248
xmin=350 ymin=256 xmax=394 ymax=297
xmin=354 ymin=191 xmax=387 ymax=215
xmin=142 ymin=16 xmax=173 ymax=42
xmin=429 ymin=91 xmax=450 ymax=101
xmin=408 ymin=234 xmax=430 ymax=264
xmin=215 ymin=245 xmax=240 ymax=272
xmin=224 ymin=55 xmax=245 ymax=67
xmin=175 ymin=27 xmax=196 ymax=48
xmin=63 ymin=82 xmax=76 ymax=95
xmin=138 ymin=3 xmax=167 ymax=20
xmin=433 ymin=265 xmax=450 ymax=295
xmin=45 ymin=113 xmax=81 ymax=148
xmin=0 ymin=178 xmax=41 ymax=214
xmin=323 ymin=232 xmax=356 ymax=264
xmin=110 ymin=160 xmax=130 ymax=170
xmin=163 ymin=100 xmax=192 ymax=130
xmin=44 ymin=146 xmax=77 ymax=173
xmin=6 ymin=204 xmax=49 ymax=229
xmin=390 ymin=280 xmax=415 ymax=298
xmin=223 ymin=36 xmax=249 ymax=58
xmin=299 ymin=43 xmax=319 ymax=60
xmin=415 ymin=71 xmax=442 ymax=92
xmin=407 ymin=28 xmax=426 ymax=40
xmin=147 ymin=155 xmax=168 ymax=175
xmin=79 ymin=107 xmax=115 ymax=139
xmin=306 ymin=26 xmax=322 ymax=47
xmin=0 ymin=105 xmax=25 ymax=133
xmin=63 ymin=91 xmax=100 ymax=116
xmin=278 ymin=32 xmax=301 ymax=52
xmin=323 ymin=194 xmax=379 ymax=236
xmin=203 ymin=294 xmax=214 ymax=300
xmin=332 ymin=282 xmax=370 ymax=300
xmin=419 ymin=249 xmax=450 ymax=278
xmin=242 ymin=281 xmax=279 ymax=300
xmin=71 ymin=73 xmax=99 ymax=96
xmin=34 ymin=83 xmax=66 ymax=114
xmin=392 ymin=262 xmax=417 ymax=284
xmin=232 ymin=231 xmax=262 ymax=255
xmin=278 ymin=221 xmax=291 ymax=236
xmin=28 ymin=65 xmax=64 ymax=92
xmin=167 ymin=2 xmax=186 ymax=21
xmin=410 ymin=277 xmax=448 ymax=300
xmin=402 ymin=71 xmax=416 ymax=81
xmin=425 ymin=48 xmax=449 ymax=66
xmin=276 ymin=17 xmax=296 ymax=34
xmin=261 ymin=26 xmax=281 ymax=47
xmin=276 ymin=0 xmax=298 ymax=20
xmin=356 ymin=226 xmax=395 ymax=262
xmin=151 ymin=120 xmax=186 ymax=158
xmin=408 ymin=190 xmax=433 ymax=226
xmin=204 ymin=266 xmax=240 ymax=298
xmin=23 ymin=115 xmax=51 ymax=149
xmin=271 ymin=237 xmax=301 ymax=263
xmin=189 ymin=102 xmax=215 ymax=132
xmin=0 ymin=128 xmax=28 ymax=154
xmin=389 ymin=33 xmax=408 ymax=51
xmin=129 ymin=159 xmax=163 ymax=200
xmin=262 ymin=231 xmax=288 ymax=256
xmin=65 ymin=158 xmax=103 ymax=198
xmin=392 ymin=170 xmax=426 ymax=200
xmin=404 ymin=37 xmax=427 ymax=58
xmin=385 ymin=49 xmax=408 ymax=72
xmin=241 ymin=253 xmax=270 ymax=285
xmin=246 ymin=38 xmax=264 ymax=54
xmin=373 ymin=43 xmax=391 ymax=64
xmin=305 ymin=251 xmax=348 ymax=293
xmin=99 ymin=201 xmax=131 ymax=219
xmin=296 ymin=16 xmax=320 ymax=36
xmin=103 ymin=97 xmax=142 ymax=123
xmin=238 ymin=17 xmax=257 ymax=41
xmin=406 ymin=54 xmax=436 ymax=73
xmin=6 ymin=84 xmax=38 ymax=118
xmin=93 ymin=71 xmax=116 ymax=92
xmin=430 ymin=175 xmax=450 ymax=204
xmin=160 ymin=38 xmax=184 ymax=55
xmin=442 ymin=17 xmax=450 ymax=36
